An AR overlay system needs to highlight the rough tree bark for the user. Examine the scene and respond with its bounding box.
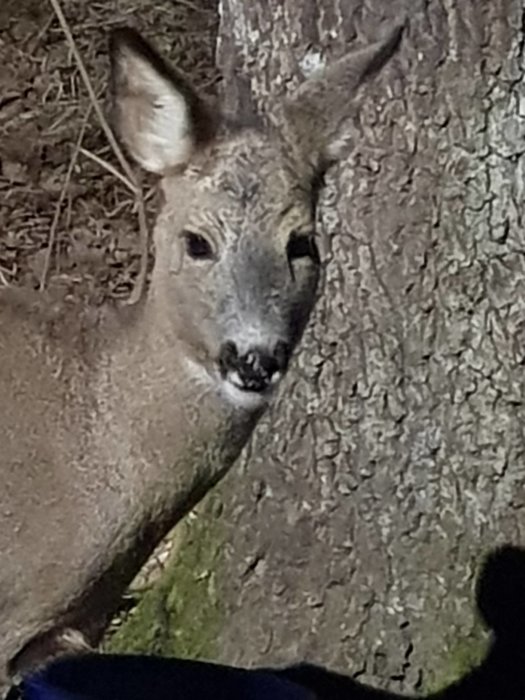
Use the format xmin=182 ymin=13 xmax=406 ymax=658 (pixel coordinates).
xmin=211 ymin=0 xmax=525 ymax=692
xmin=109 ymin=0 xmax=525 ymax=694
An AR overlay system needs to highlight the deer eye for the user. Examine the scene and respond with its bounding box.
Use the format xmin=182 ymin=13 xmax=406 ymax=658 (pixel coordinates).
xmin=182 ymin=231 xmax=214 ymax=260
xmin=286 ymin=231 xmax=320 ymax=265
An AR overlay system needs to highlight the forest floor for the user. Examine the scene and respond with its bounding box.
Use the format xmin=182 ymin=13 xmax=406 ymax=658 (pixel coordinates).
xmin=0 ymin=0 xmax=219 ymax=302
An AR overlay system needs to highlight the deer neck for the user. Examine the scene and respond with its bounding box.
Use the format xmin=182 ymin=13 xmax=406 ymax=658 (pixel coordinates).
xmin=97 ymin=288 xmax=261 ymax=520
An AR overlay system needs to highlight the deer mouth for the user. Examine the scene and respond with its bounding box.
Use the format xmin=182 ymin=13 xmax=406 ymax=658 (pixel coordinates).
xmin=219 ymin=367 xmax=283 ymax=410
xmin=217 ymin=341 xmax=288 ymax=405
xmin=226 ymin=367 xmax=282 ymax=393
xmin=215 ymin=339 xmax=290 ymax=409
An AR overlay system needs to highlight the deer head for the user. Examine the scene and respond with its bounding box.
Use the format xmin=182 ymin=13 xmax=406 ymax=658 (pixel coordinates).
xmin=109 ymin=22 xmax=403 ymax=411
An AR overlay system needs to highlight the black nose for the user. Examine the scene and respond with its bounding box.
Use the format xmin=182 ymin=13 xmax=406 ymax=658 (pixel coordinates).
xmin=219 ymin=340 xmax=290 ymax=392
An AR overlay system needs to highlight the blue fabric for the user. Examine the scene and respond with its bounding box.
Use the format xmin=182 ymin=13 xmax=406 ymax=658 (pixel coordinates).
xmin=21 ymin=654 xmax=313 ymax=700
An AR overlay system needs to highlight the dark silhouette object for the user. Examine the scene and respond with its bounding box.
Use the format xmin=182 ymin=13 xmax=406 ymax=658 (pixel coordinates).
xmin=432 ymin=544 xmax=525 ymax=699
xmin=11 ymin=546 xmax=525 ymax=700
xmin=16 ymin=655 xmax=314 ymax=700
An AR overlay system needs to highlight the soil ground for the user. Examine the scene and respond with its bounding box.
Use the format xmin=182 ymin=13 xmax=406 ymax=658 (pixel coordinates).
xmin=0 ymin=0 xmax=219 ymax=302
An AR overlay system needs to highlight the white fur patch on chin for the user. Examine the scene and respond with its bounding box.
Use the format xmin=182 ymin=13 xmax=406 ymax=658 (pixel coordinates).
xmin=182 ymin=356 xmax=273 ymax=411
xmin=220 ymin=379 xmax=271 ymax=411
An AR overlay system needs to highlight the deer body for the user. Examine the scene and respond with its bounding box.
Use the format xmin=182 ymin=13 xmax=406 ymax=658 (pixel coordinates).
xmin=0 ymin=291 xmax=257 ymax=680
xmin=0 ymin=23 xmax=403 ymax=693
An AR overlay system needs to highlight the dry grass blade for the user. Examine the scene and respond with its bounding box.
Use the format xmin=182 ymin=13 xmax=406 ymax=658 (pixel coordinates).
xmin=131 ymin=185 xmax=149 ymax=306
xmin=39 ymin=108 xmax=92 ymax=291
xmin=78 ymin=147 xmax=135 ymax=192
xmin=48 ymin=0 xmax=150 ymax=304
xmin=173 ymin=0 xmax=213 ymax=13
xmin=48 ymin=0 xmax=133 ymax=186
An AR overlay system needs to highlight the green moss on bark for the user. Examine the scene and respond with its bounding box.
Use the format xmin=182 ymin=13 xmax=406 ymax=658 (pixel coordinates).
xmin=422 ymin=618 xmax=489 ymax=694
xmin=104 ymin=495 xmax=224 ymax=660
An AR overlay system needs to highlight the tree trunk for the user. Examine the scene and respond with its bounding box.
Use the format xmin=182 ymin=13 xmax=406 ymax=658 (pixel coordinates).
xmin=109 ymin=0 xmax=525 ymax=694
xmin=212 ymin=0 xmax=525 ymax=693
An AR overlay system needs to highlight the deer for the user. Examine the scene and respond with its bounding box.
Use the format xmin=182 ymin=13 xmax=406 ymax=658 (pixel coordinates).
xmin=0 ymin=21 xmax=403 ymax=696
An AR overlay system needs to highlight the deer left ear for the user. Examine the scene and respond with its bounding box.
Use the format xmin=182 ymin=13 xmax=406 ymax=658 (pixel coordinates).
xmin=109 ymin=27 xmax=217 ymax=174
xmin=280 ymin=21 xmax=405 ymax=173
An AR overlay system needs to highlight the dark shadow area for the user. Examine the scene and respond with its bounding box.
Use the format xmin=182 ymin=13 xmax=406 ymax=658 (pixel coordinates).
xmin=10 ymin=546 xmax=525 ymax=700
xmin=275 ymin=545 xmax=525 ymax=699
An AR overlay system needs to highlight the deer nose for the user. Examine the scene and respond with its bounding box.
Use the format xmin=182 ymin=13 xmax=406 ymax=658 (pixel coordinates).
xmin=219 ymin=340 xmax=290 ymax=392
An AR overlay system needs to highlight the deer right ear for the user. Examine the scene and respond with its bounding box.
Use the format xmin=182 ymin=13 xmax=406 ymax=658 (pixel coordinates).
xmin=109 ymin=28 xmax=216 ymax=174
xmin=281 ymin=21 xmax=405 ymax=174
